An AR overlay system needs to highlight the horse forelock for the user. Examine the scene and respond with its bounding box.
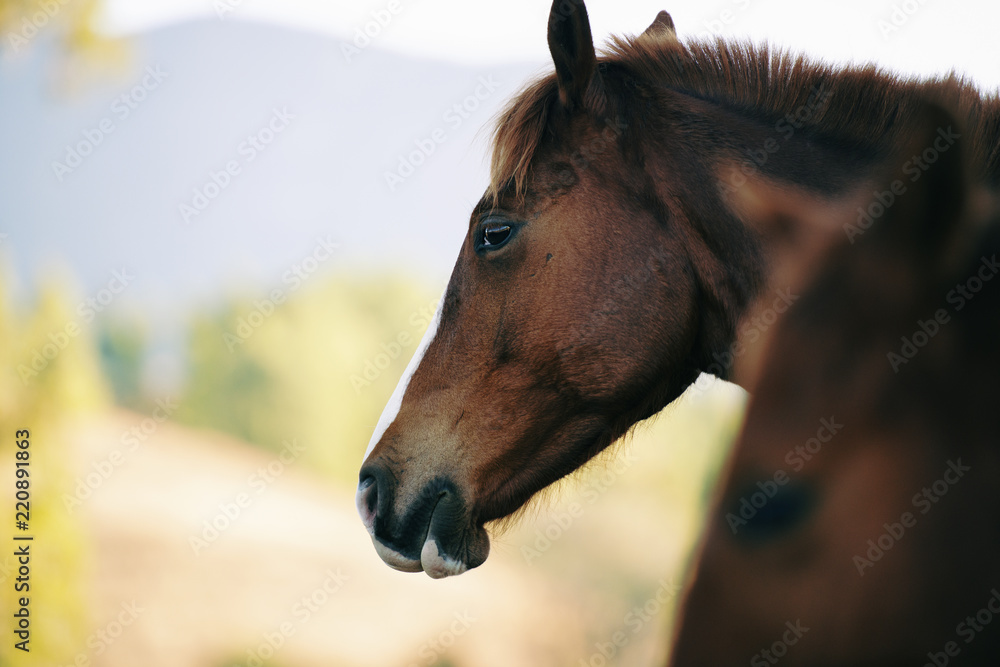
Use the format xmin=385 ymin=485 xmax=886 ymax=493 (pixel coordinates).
xmin=487 ymin=76 xmax=558 ymax=206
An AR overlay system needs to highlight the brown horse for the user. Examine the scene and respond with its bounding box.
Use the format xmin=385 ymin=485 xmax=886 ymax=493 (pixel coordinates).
xmin=671 ymin=106 xmax=1000 ymax=666
xmin=356 ymin=0 xmax=1000 ymax=578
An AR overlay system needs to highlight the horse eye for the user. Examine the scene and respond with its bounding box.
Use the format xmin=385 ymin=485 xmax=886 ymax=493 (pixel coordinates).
xmin=727 ymin=481 xmax=817 ymax=545
xmin=482 ymin=224 xmax=512 ymax=248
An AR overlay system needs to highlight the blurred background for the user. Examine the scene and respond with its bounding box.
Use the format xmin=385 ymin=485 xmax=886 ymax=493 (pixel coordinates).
xmin=0 ymin=0 xmax=997 ymax=665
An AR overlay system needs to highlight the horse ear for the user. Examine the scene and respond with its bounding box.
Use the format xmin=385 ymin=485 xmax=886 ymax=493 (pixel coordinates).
xmin=641 ymin=10 xmax=677 ymax=39
xmin=547 ymin=0 xmax=598 ymax=111
xmin=862 ymin=101 xmax=968 ymax=276
xmin=725 ymin=100 xmax=969 ymax=305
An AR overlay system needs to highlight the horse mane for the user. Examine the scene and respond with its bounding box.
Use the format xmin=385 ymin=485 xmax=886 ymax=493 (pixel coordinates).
xmin=488 ymin=32 xmax=1000 ymax=203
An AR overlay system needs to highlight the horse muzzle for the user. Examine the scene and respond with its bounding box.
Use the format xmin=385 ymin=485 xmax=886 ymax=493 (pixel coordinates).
xmin=355 ymin=463 xmax=490 ymax=578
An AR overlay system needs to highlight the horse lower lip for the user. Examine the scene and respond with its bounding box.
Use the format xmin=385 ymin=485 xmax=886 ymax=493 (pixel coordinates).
xmin=420 ymin=538 xmax=467 ymax=579
xmin=373 ymin=539 xmax=422 ymax=573
xmin=418 ymin=499 xmax=469 ymax=578
xmin=366 ymin=496 xmax=454 ymax=575
xmin=368 ymin=510 xmax=484 ymax=578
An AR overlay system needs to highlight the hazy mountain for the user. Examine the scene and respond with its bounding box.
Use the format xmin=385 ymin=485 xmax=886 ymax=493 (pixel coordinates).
xmin=0 ymin=19 xmax=543 ymax=310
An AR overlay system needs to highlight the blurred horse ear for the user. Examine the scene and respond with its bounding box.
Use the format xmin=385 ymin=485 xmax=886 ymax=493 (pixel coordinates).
xmin=547 ymin=0 xmax=599 ymax=111
xmin=864 ymin=101 xmax=968 ymax=275
xmin=641 ymin=10 xmax=677 ymax=40
xmin=726 ymin=100 xmax=969 ymax=299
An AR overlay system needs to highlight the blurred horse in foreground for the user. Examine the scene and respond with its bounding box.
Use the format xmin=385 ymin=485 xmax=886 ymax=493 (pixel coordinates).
xmin=671 ymin=104 xmax=1000 ymax=666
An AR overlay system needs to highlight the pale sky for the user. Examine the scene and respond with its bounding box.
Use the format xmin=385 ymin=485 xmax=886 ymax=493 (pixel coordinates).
xmin=97 ymin=0 xmax=1000 ymax=89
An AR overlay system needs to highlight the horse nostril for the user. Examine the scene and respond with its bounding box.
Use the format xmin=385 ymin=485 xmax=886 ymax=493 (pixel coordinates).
xmin=355 ymin=475 xmax=378 ymax=532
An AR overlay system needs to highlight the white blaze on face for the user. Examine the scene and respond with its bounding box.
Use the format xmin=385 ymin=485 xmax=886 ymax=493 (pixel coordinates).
xmin=362 ymin=290 xmax=446 ymax=462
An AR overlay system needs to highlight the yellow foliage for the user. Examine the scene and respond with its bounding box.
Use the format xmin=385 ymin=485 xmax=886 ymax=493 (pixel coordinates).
xmin=179 ymin=273 xmax=442 ymax=486
xmin=0 ymin=277 xmax=109 ymax=666
xmin=0 ymin=0 xmax=129 ymax=94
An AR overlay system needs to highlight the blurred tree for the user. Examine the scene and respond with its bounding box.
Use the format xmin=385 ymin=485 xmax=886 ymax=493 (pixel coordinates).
xmin=0 ymin=277 xmax=110 ymax=667
xmin=0 ymin=0 xmax=128 ymax=92
xmin=181 ymin=309 xmax=289 ymax=448
xmin=1 ymin=2 xmax=122 ymax=663
xmin=177 ymin=274 xmax=440 ymax=486
xmin=97 ymin=316 xmax=147 ymax=411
